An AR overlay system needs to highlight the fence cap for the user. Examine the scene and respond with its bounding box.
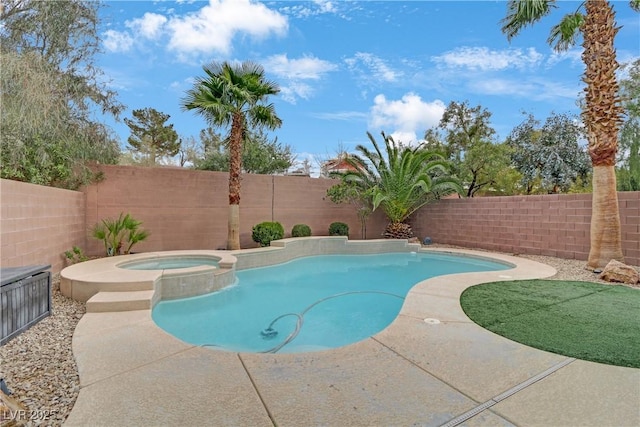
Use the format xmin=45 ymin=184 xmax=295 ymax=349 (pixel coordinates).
xmin=0 ymin=265 xmax=51 ymax=286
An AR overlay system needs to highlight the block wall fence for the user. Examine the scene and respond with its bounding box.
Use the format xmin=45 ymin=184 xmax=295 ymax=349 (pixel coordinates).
xmin=1 ymin=165 xmax=639 ymax=274
xmin=1 ymin=165 xmax=388 ymax=273
xmin=411 ymin=192 xmax=639 ymax=266
xmin=82 ymin=165 xmax=388 ymax=257
xmin=1 ymin=179 xmax=86 ymax=273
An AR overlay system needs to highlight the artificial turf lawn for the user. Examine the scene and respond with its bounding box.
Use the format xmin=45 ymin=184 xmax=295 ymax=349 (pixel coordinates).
xmin=460 ymin=280 xmax=640 ymax=368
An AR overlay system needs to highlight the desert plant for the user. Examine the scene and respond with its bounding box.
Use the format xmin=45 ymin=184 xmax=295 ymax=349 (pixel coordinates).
xmin=291 ymin=224 xmax=312 ymax=237
xmin=339 ymin=132 xmax=461 ymax=239
xmin=252 ymin=221 xmax=284 ymax=247
xmin=329 ymin=222 xmax=349 ymax=237
xmin=182 ymin=61 xmax=282 ymax=250
xmin=501 ymin=0 xmax=637 ymax=269
xmin=64 ymin=246 xmax=88 ymax=264
xmin=92 ymin=213 xmax=149 ymax=256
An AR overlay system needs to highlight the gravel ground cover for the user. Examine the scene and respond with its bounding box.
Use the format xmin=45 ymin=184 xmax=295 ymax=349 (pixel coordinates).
xmin=1 ymin=275 xmax=85 ymax=426
xmin=0 ymin=251 xmax=637 ymax=426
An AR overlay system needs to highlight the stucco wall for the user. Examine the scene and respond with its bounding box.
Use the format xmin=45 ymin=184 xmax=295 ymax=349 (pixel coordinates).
xmin=411 ymin=192 xmax=639 ymax=266
xmin=0 ymin=179 xmax=86 ymax=273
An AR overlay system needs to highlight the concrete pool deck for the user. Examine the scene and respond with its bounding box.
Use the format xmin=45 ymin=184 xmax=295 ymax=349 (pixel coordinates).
xmin=64 ymin=248 xmax=640 ymax=427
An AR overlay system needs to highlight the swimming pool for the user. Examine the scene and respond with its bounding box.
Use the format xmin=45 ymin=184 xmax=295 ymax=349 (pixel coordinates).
xmin=152 ymin=252 xmax=509 ymax=353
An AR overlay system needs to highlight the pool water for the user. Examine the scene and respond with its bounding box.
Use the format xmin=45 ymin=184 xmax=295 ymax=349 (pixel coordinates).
xmin=119 ymin=257 xmax=219 ymax=270
xmin=152 ymin=252 xmax=509 ymax=353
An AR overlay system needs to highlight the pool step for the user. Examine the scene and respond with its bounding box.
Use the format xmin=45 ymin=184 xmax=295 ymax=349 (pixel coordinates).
xmin=86 ymin=290 xmax=155 ymax=313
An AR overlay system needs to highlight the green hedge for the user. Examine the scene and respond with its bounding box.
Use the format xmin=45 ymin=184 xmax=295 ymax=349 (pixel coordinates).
xmin=329 ymin=222 xmax=349 ymax=236
xmin=252 ymin=221 xmax=284 ymax=247
xmin=292 ymin=224 xmax=312 ymax=237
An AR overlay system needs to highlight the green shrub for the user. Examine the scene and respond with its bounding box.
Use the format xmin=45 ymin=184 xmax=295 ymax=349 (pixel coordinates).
xmin=91 ymin=212 xmax=150 ymax=256
xmin=252 ymin=221 xmax=285 ymax=247
xmin=64 ymin=246 xmax=88 ymax=264
xmin=291 ymin=224 xmax=312 ymax=237
xmin=329 ymin=222 xmax=349 ymax=237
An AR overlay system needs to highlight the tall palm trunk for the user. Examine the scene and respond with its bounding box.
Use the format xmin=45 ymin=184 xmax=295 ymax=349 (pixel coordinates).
xmin=227 ymin=112 xmax=244 ymax=250
xmin=582 ymin=0 xmax=624 ymax=269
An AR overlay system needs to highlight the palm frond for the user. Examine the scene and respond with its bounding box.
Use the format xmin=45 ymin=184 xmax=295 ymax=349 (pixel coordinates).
xmin=501 ymin=0 xmax=557 ymax=40
xmin=336 ymin=131 xmax=461 ymax=224
xmin=548 ymin=12 xmax=584 ymax=51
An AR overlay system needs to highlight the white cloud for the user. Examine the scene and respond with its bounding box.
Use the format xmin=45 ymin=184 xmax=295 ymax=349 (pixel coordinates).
xmin=311 ymin=0 xmax=336 ymax=14
xmin=345 ymin=52 xmax=401 ymax=83
xmin=387 ymin=131 xmax=421 ymax=146
xmin=369 ymin=93 xmax=446 ymax=144
xmin=102 ymin=30 xmax=134 ymax=53
xmin=101 ymin=0 xmax=288 ymax=61
xmin=126 ymin=12 xmax=167 ymax=40
xmin=546 ymin=48 xmax=582 ymax=68
xmin=265 ymin=54 xmax=337 ymax=103
xmin=265 ymin=54 xmax=337 ymax=80
xmin=99 ymin=67 xmax=149 ymax=91
xmin=280 ymin=0 xmax=346 ymax=19
xmin=432 ymin=46 xmax=543 ymax=71
xmin=311 ymin=111 xmax=368 ymax=121
xmin=166 ymin=0 xmax=288 ymax=58
xmin=168 ymin=77 xmax=195 ymax=94
xmin=280 ymin=82 xmax=314 ymax=104
xmin=471 ymin=78 xmax=580 ymax=101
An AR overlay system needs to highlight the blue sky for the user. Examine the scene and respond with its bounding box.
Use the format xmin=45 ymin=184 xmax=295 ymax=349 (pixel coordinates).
xmin=97 ymin=0 xmax=639 ymax=168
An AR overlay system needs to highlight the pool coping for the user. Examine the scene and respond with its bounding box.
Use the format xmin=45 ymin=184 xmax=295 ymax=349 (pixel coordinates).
xmin=61 ymin=237 xmax=428 ymax=307
xmin=63 ymin=244 xmax=640 ymax=427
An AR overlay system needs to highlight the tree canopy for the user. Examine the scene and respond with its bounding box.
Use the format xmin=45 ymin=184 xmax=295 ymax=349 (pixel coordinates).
xmin=0 ymin=0 xmax=123 ymax=189
xmin=425 ymin=101 xmax=514 ymax=197
xmin=617 ymin=59 xmax=640 ymax=191
xmin=195 ymin=128 xmax=293 ymax=174
xmin=507 ymin=113 xmax=590 ymax=194
xmin=124 ymin=108 xmax=180 ymax=165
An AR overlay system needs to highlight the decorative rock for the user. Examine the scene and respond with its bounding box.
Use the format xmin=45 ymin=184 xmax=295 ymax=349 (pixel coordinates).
xmin=407 ymin=237 xmax=420 ymax=244
xmin=599 ymin=260 xmax=640 ymax=285
xmin=0 ymin=274 xmax=85 ymax=426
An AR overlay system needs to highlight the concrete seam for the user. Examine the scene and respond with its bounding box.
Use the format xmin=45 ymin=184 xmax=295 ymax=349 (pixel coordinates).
xmin=237 ymin=353 xmax=277 ymax=427
xmin=439 ymin=357 xmax=577 ymax=427
xmin=370 ymin=337 xmax=482 ymax=403
xmin=78 ymin=345 xmax=199 ymax=389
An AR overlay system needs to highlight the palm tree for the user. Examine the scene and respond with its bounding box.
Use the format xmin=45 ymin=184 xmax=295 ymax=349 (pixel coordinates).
xmin=182 ymin=61 xmax=282 ymax=250
xmin=340 ymin=132 xmax=461 ymax=239
xmin=501 ymin=0 xmax=639 ymax=269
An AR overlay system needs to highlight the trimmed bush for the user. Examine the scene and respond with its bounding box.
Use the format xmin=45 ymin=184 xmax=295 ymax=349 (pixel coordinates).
xmin=252 ymin=221 xmax=285 ymax=247
xmin=292 ymin=224 xmax=312 ymax=237
xmin=329 ymin=222 xmax=349 ymax=237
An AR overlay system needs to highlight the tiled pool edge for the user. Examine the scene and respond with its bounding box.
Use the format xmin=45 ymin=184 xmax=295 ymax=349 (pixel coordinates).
xmin=60 ymin=237 xmax=424 ymax=307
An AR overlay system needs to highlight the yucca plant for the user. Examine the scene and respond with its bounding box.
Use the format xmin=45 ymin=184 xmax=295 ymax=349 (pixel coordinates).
xmin=340 ymin=131 xmax=461 ymax=239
